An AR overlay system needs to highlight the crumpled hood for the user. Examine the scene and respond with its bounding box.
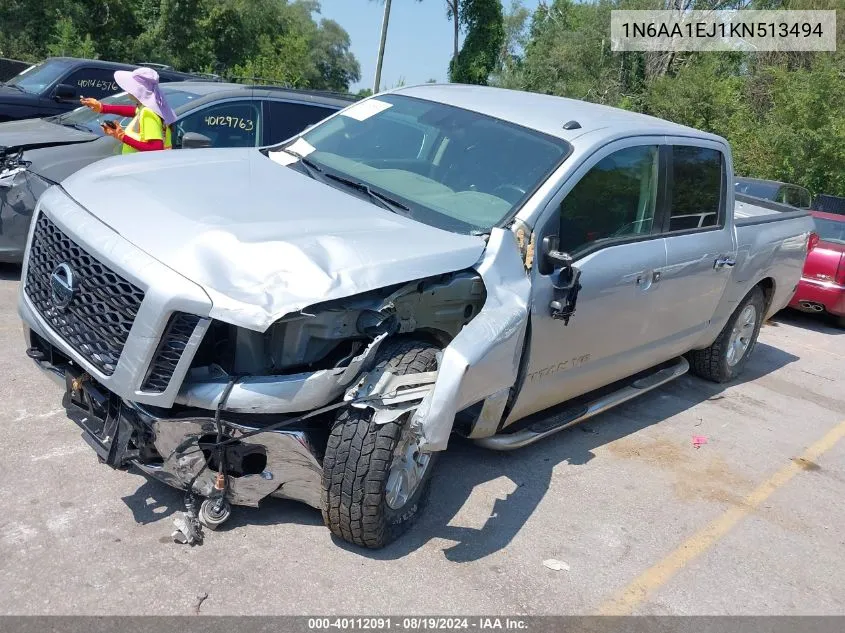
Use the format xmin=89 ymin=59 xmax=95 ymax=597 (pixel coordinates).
xmin=61 ymin=148 xmax=487 ymax=331
xmin=0 ymin=116 xmax=96 ymax=150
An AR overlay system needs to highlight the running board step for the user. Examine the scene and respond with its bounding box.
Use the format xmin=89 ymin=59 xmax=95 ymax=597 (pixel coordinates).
xmin=475 ymin=356 xmax=689 ymax=451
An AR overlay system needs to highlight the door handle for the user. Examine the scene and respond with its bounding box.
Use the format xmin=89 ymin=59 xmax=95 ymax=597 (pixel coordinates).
xmin=635 ymin=271 xmax=661 ymax=286
xmin=714 ymin=256 xmax=736 ymax=269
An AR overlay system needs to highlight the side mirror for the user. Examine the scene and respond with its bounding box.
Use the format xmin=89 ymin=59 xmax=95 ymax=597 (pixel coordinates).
xmin=181 ymin=132 xmax=212 ymax=149
xmin=52 ymin=84 xmax=78 ymax=101
xmin=541 ymin=235 xmax=573 ymax=271
xmin=541 ymin=235 xmax=582 ymax=325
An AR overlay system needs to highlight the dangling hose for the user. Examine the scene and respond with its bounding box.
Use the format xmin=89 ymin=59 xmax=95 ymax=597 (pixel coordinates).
xmin=177 ymin=375 xmax=240 ymax=543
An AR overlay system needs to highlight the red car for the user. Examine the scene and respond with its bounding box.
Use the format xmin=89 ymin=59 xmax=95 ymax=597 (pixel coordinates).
xmin=789 ymin=210 xmax=845 ymax=327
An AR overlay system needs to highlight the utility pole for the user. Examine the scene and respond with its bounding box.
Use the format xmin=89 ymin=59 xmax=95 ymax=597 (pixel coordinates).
xmin=373 ymin=0 xmax=392 ymax=93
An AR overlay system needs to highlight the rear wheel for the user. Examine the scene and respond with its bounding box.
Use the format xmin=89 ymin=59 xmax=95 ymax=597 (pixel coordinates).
xmin=322 ymin=340 xmax=439 ymax=548
xmin=688 ymin=286 xmax=765 ymax=383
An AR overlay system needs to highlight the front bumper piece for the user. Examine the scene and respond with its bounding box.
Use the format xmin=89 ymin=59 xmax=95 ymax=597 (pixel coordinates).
xmin=39 ymin=356 xmax=325 ymax=510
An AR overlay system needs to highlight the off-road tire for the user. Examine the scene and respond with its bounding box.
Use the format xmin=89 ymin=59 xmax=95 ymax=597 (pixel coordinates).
xmin=322 ymin=339 xmax=439 ymax=548
xmin=688 ymin=286 xmax=766 ymax=383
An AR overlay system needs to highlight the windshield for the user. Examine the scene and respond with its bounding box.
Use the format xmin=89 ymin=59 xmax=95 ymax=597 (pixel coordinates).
xmin=6 ymin=59 xmax=74 ymax=94
xmin=814 ymin=217 xmax=845 ymax=245
xmin=274 ymin=94 xmax=571 ymax=233
xmin=735 ymin=180 xmax=780 ymax=201
xmin=53 ymin=87 xmax=203 ymax=133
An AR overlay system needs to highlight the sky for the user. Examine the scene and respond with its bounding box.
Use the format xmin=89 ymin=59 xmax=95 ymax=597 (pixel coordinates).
xmin=317 ymin=0 xmax=542 ymax=92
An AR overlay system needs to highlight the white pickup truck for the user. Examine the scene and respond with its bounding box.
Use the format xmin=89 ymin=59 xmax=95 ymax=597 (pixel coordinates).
xmin=19 ymin=85 xmax=813 ymax=547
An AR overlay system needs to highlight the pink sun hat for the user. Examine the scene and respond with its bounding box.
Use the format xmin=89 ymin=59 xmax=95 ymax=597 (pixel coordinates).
xmin=113 ymin=67 xmax=177 ymax=125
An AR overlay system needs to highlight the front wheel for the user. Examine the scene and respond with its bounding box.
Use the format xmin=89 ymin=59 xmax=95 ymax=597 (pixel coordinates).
xmin=688 ymin=286 xmax=765 ymax=383
xmin=322 ymin=340 xmax=439 ymax=548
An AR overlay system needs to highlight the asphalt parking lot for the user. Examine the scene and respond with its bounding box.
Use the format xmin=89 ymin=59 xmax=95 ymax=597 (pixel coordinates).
xmin=1 ymin=262 xmax=843 ymax=616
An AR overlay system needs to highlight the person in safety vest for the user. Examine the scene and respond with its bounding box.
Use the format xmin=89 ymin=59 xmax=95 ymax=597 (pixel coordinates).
xmin=79 ymin=67 xmax=176 ymax=153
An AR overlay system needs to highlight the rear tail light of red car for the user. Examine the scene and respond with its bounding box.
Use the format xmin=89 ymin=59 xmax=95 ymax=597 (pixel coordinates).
xmin=808 ymin=232 xmax=820 ymax=252
xmin=836 ymin=253 xmax=845 ymax=286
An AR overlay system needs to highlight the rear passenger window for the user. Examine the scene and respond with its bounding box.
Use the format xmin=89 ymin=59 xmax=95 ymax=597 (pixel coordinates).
xmin=557 ymin=145 xmax=660 ymax=254
xmin=783 ymin=186 xmax=811 ymax=209
xmin=668 ymin=146 xmax=724 ymax=231
xmin=264 ymin=101 xmax=337 ymax=145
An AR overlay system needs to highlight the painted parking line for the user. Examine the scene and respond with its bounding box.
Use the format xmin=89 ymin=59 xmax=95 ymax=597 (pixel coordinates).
xmin=598 ymin=418 xmax=845 ymax=615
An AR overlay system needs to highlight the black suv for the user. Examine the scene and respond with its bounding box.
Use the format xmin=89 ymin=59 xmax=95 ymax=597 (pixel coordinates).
xmin=0 ymin=57 xmax=198 ymax=122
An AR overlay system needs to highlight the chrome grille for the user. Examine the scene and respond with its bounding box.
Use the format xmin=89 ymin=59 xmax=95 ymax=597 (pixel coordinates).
xmin=141 ymin=313 xmax=202 ymax=393
xmin=25 ymin=214 xmax=144 ymax=375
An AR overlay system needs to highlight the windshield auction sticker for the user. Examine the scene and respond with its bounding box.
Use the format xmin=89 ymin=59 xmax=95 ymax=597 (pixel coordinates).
xmin=341 ymin=98 xmax=393 ymax=121
xmin=610 ymin=10 xmax=836 ymax=51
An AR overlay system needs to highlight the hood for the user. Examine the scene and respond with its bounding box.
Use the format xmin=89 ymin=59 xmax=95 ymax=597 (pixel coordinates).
xmin=24 ymin=135 xmax=119 ymax=183
xmin=0 ymin=116 xmax=96 ymax=151
xmin=61 ymin=148 xmax=488 ymax=331
xmin=0 ymin=85 xmax=36 ymax=106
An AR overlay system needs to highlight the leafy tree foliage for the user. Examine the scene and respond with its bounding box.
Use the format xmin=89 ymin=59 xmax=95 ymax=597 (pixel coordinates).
xmin=493 ymin=0 xmax=845 ymax=196
xmin=0 ymin=0 xmax=360 ymax=92
xmin=450 ymin=0 xmax=505 ymax=84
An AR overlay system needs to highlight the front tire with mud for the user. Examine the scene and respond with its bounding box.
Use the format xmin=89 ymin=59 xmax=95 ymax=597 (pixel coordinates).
xmin=322 ymin=340 xmax=439 ymax=548
xmin=688 ymin=286 xmax=766 ymax=383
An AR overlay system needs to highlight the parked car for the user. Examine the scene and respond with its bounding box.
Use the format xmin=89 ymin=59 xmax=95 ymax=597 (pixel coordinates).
xmin=18 ymin=85 xmax=814 ymax=547
xmin=788 ymin=210 xmax=845 ymax=326
xmin=811 ymin=193 xmax=845 ymax=216
xmin=0 ymin=58 xmax=31 ymax=83
xmin=735 ymin=177 xmax=812 ymax=209
xmin=0 ymin=82 xmax=354 ymax=262
xmin=0 ymin=57 xmax=198 ymax=123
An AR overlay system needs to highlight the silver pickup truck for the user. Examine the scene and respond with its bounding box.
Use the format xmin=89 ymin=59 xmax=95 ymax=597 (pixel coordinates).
xmin=18 ymin=85 xmax=813 ymax=548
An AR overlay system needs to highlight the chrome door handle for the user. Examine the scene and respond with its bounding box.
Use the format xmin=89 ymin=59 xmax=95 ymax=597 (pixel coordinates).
xmin=714 ymin=256 xmax=736 ymax=269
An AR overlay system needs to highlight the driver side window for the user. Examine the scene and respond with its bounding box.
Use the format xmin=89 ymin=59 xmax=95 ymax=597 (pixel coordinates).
xmin=558 ymin=145 xmax=660 ymax=255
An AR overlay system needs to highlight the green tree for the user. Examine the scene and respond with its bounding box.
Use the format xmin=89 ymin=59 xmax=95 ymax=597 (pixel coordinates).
xmin=310 ymin=19 xmax=361 ymax=91
xmin=450 ymin=0 xmax=505 ymax=84
xmin=46 ymin=17 xmax=99 ymax=59
xmin=492 ymin=0 xmax=530 ymax=86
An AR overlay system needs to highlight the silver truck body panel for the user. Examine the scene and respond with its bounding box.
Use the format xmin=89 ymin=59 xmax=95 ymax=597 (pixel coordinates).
xmin=17 ymin=84 xmax=813 ymax=513
xmin=19 ymin=186 xmax=214 ymax=407
xmin=61 ymin=148 xmax=487 ymax=332
xmin=413 ymin=227 xmax=531 ymax=451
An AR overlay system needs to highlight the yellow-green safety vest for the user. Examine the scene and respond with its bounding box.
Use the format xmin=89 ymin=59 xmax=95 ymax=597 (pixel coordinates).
xmin=122 ymin=106 xmax=173 ymax=154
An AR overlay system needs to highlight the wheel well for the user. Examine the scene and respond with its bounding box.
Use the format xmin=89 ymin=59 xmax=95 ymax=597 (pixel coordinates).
xmin=408 ymin=328 xmax=452 ymax=349
xmin=757 ymin=277 xmax=776 ymax=315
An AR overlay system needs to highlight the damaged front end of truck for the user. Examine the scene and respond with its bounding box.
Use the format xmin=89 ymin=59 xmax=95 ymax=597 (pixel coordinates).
xmin=20 ymin=184 xmax=531 ymax=545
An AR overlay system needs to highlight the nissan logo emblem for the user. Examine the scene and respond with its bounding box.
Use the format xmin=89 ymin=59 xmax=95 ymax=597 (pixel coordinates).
xmin=50 ymin=263 xmax=76 ymax=309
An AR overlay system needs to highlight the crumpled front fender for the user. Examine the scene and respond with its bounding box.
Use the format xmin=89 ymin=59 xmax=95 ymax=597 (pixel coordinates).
xmin=412 ymin=228 xmax=531 ymax=451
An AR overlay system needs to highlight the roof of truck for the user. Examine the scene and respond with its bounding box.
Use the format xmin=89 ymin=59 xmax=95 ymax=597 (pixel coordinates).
xmin=392 ymin=83 xmax=725 ymax=146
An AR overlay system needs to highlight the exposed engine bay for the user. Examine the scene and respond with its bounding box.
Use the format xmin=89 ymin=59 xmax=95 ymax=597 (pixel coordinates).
xmin=191 ymin=270 xmax=486 ymax=381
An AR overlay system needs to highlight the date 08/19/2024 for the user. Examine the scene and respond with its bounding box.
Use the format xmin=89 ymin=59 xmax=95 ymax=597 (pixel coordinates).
xmin=307 ymin=617 xmax=529 ymax=630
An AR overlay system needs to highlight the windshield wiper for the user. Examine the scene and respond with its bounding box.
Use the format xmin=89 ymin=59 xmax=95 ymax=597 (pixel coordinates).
xmin=284 ymin=149 xmax=324 ymax=181
xmin=61 ymin=122 xmax=91 ymax=132
xmin=321 ymin=172 xmax=410 ymax=215
xmin=5 ymin=84 xmax=26 ymax=92
xmin=281 ymin=147 xmax=409 ymax=215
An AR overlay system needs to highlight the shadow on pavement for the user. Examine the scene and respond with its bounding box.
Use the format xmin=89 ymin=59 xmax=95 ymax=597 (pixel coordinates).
xmin=337 ymin=341 xmax=799 ymax=562
xmin=0 ymin=263 xmax=22 ymax=281
xmin=121 ymin=342 xmax=799 ymax=559
xmin=121 ymin=475 xmax=183 ymax=525
xmin=772 ymin=308 xmax=843 ymax=335
xmin=122 ymin=468 xmax=324 ymax=530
